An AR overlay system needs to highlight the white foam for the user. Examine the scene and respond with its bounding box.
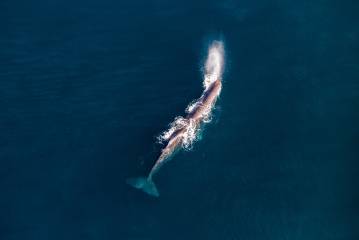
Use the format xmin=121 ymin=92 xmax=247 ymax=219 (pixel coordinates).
xmin=158 ymin=41 xmax=225 ymax=150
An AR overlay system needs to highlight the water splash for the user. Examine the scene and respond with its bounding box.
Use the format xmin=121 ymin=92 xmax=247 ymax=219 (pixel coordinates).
xmin=158 ymin=116 xmax=188 ymax=143
xmin=158 ymin=40 xmax=225 ymax=150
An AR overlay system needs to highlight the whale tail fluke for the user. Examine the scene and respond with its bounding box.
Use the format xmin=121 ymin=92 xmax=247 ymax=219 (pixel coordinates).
xmin=126 ymin=177 xmax=159 ymax=197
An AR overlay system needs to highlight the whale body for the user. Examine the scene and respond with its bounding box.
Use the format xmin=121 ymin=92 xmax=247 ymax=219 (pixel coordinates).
xmin=127 ymin=40 xmax=224 ymax=197
xmin=126 ymin=79 xmax=222 ymax=197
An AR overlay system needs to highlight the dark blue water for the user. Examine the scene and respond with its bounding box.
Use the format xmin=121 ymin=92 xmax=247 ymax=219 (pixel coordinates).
xmin=1 ymin=0 xmax=358 ymax=239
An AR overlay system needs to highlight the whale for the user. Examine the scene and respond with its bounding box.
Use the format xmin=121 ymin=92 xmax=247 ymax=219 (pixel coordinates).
xmin=126 ymin=40 xmax=224 ymax=197
xmin=126 ymin=79 xmax=222 ymax=197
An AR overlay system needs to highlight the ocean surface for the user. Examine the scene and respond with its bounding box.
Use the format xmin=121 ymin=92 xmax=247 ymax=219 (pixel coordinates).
xmin=1 ymin=0 xmax=358 ymax=239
